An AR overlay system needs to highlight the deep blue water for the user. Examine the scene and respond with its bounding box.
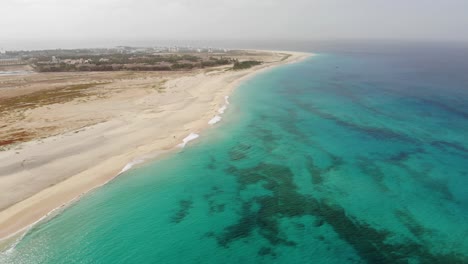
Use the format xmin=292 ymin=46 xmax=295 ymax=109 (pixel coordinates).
xmin=2 ymin=44 xmax=468 ymax=263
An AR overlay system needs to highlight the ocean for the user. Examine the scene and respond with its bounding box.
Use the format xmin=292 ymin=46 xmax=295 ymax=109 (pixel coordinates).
xmin=1 ymin=43 xmax=468 ymax=263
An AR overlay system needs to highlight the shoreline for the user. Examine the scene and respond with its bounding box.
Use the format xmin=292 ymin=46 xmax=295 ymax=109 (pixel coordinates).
xmin=0 ymin=50 xmax=312 ymax=249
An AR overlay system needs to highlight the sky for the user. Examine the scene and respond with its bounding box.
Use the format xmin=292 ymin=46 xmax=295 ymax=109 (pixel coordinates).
xmin=1 ymin=0 xmax=468 ymax=49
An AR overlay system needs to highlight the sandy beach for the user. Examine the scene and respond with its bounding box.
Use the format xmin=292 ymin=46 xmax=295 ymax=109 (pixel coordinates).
xmin=0 ymin=50 xmax=311 ymax=247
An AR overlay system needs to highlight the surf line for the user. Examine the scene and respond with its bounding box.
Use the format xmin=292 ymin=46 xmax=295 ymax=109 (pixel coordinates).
xmin=118 ymin=159 xmax=145 ymax=174
xmin=208 ymin=95 xmax=230 ymax=125
xmin=179 ymin=95 xmax=230 ymax=148
xmin=177 ymin=133 xmax=200 ymax=148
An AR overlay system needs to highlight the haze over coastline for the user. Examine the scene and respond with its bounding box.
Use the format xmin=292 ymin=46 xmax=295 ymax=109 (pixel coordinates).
xmin=1 ymin=0 xmax=468 ymax=263
xmin=1 ymin=0 xmax=468 ymax=51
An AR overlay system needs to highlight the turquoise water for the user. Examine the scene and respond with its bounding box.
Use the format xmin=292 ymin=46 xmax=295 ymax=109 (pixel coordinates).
xmin=2 ymin=48 xmax=468 ymax=263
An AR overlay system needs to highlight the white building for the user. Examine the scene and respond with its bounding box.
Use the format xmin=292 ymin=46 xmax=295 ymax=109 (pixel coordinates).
xmin=63 ymin=58 xmax=84 ymax=65
xmin=168 ymin=46 xmax=179 ymax=53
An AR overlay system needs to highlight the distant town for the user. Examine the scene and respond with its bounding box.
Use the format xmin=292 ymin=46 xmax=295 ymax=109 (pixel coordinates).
xmin=0 ymin=46 xmax=261 ymax=72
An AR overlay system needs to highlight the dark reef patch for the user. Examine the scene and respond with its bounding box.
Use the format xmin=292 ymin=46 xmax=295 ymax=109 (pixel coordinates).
xmin=305 ymin=154 xmax=344 ymax=185
xmin=229 ymin=150 xmax=247 ymax=161
xmin=327 ymin=82 xmax=400 ymax=120
xmin=216 ymin=201 xmax=258 ymax=247
xmin=419 ymin=97 xmax=468 ymax=119
xmin=257 ymin=128 xmax=278 ymax=143
xmin=236 ymin=143 xmax=253 ymax=152
xmin=295 ymin=101 xmax=417 ymax=144
xmin=204 ymin=187 xmax=226 ymax=214
xmin=229 ymin=143 xmax=253 ymax=162
xmin=395 ymin=209 xmax=434 ymax=239
xmin=276 ymin=107 xmax=312 ymax=142
xmin=356 ymin=158 xmax=389 ymax=192
xmin=171 ymin=199 xmax=193 ymax=223
xmin=306 ymin=156 xmax=324 ymax=185
xmin=258 ymin=246 xmax=277 ymax=257
xmin=386 ymin=148 xmax=426 ymax=162
xmin=431 ymin=140 xmax=468 ymax=156
xmin=398 ymin=163 xmax=454 ymax=201
xmin=206 ymin=156 xmax=217 ymax=170
xmin=203 ymin=186 xmax=224 ymax=200
xmin=209 ymin=201 xmax=226 ymax=214
xmin=248 ymin=125 xmax=281 ymax=152
xmin=217 ymin=162 xmax=468 ymax=263
xmin=388 ymin=151 xmax=409 ymax=162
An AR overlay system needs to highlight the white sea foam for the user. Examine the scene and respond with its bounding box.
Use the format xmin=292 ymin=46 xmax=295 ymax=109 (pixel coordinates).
xmin=209 ymin=95 xmax=230 ymax=124
xmin=118 ymin=159 xmax=145 ymax=174
xmin=177 ymin=133 xmax=200 ymax=148
xmin=218 ymin=105 xmax=227 ymax=114
xmin=208 ymin=115 xmax=222 ymax=125
xmin=221 ymin=96 xmax=230 ymax=113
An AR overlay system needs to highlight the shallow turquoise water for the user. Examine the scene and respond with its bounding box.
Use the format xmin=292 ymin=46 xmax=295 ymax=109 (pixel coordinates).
xmin=2 ymin=49 xmax=468 ymax=263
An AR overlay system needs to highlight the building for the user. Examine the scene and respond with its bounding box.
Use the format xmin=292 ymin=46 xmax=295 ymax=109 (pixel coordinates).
xmin=168 ymin=46 xmax=179 ymax=53
xmin=63 ymin=58 xmax=84 ymax=65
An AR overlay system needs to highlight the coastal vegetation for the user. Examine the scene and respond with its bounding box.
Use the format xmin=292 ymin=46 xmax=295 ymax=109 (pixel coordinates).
xmin=32 ymin=55 xmax=234 ymax=72
xmin=0 ymin=83 xmax=106 ymax=114
xmin=232 ymin=60 xmax=262 ymax=70
xmin=5 ymin=48 xmax=273 ymax=73
xmin=0 ymin=82 xmax=108 ymax=148
xmin=6 ymin=48 xmax=241 ymax=72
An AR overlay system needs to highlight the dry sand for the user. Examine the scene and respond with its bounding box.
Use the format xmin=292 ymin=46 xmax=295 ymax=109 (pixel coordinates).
xmin=0 ymin=50 xmax=311 ymax=246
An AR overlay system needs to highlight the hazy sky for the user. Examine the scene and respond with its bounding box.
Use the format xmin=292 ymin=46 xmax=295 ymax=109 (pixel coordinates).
xmin=2 ymin=0 xmax=468 ymax=49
